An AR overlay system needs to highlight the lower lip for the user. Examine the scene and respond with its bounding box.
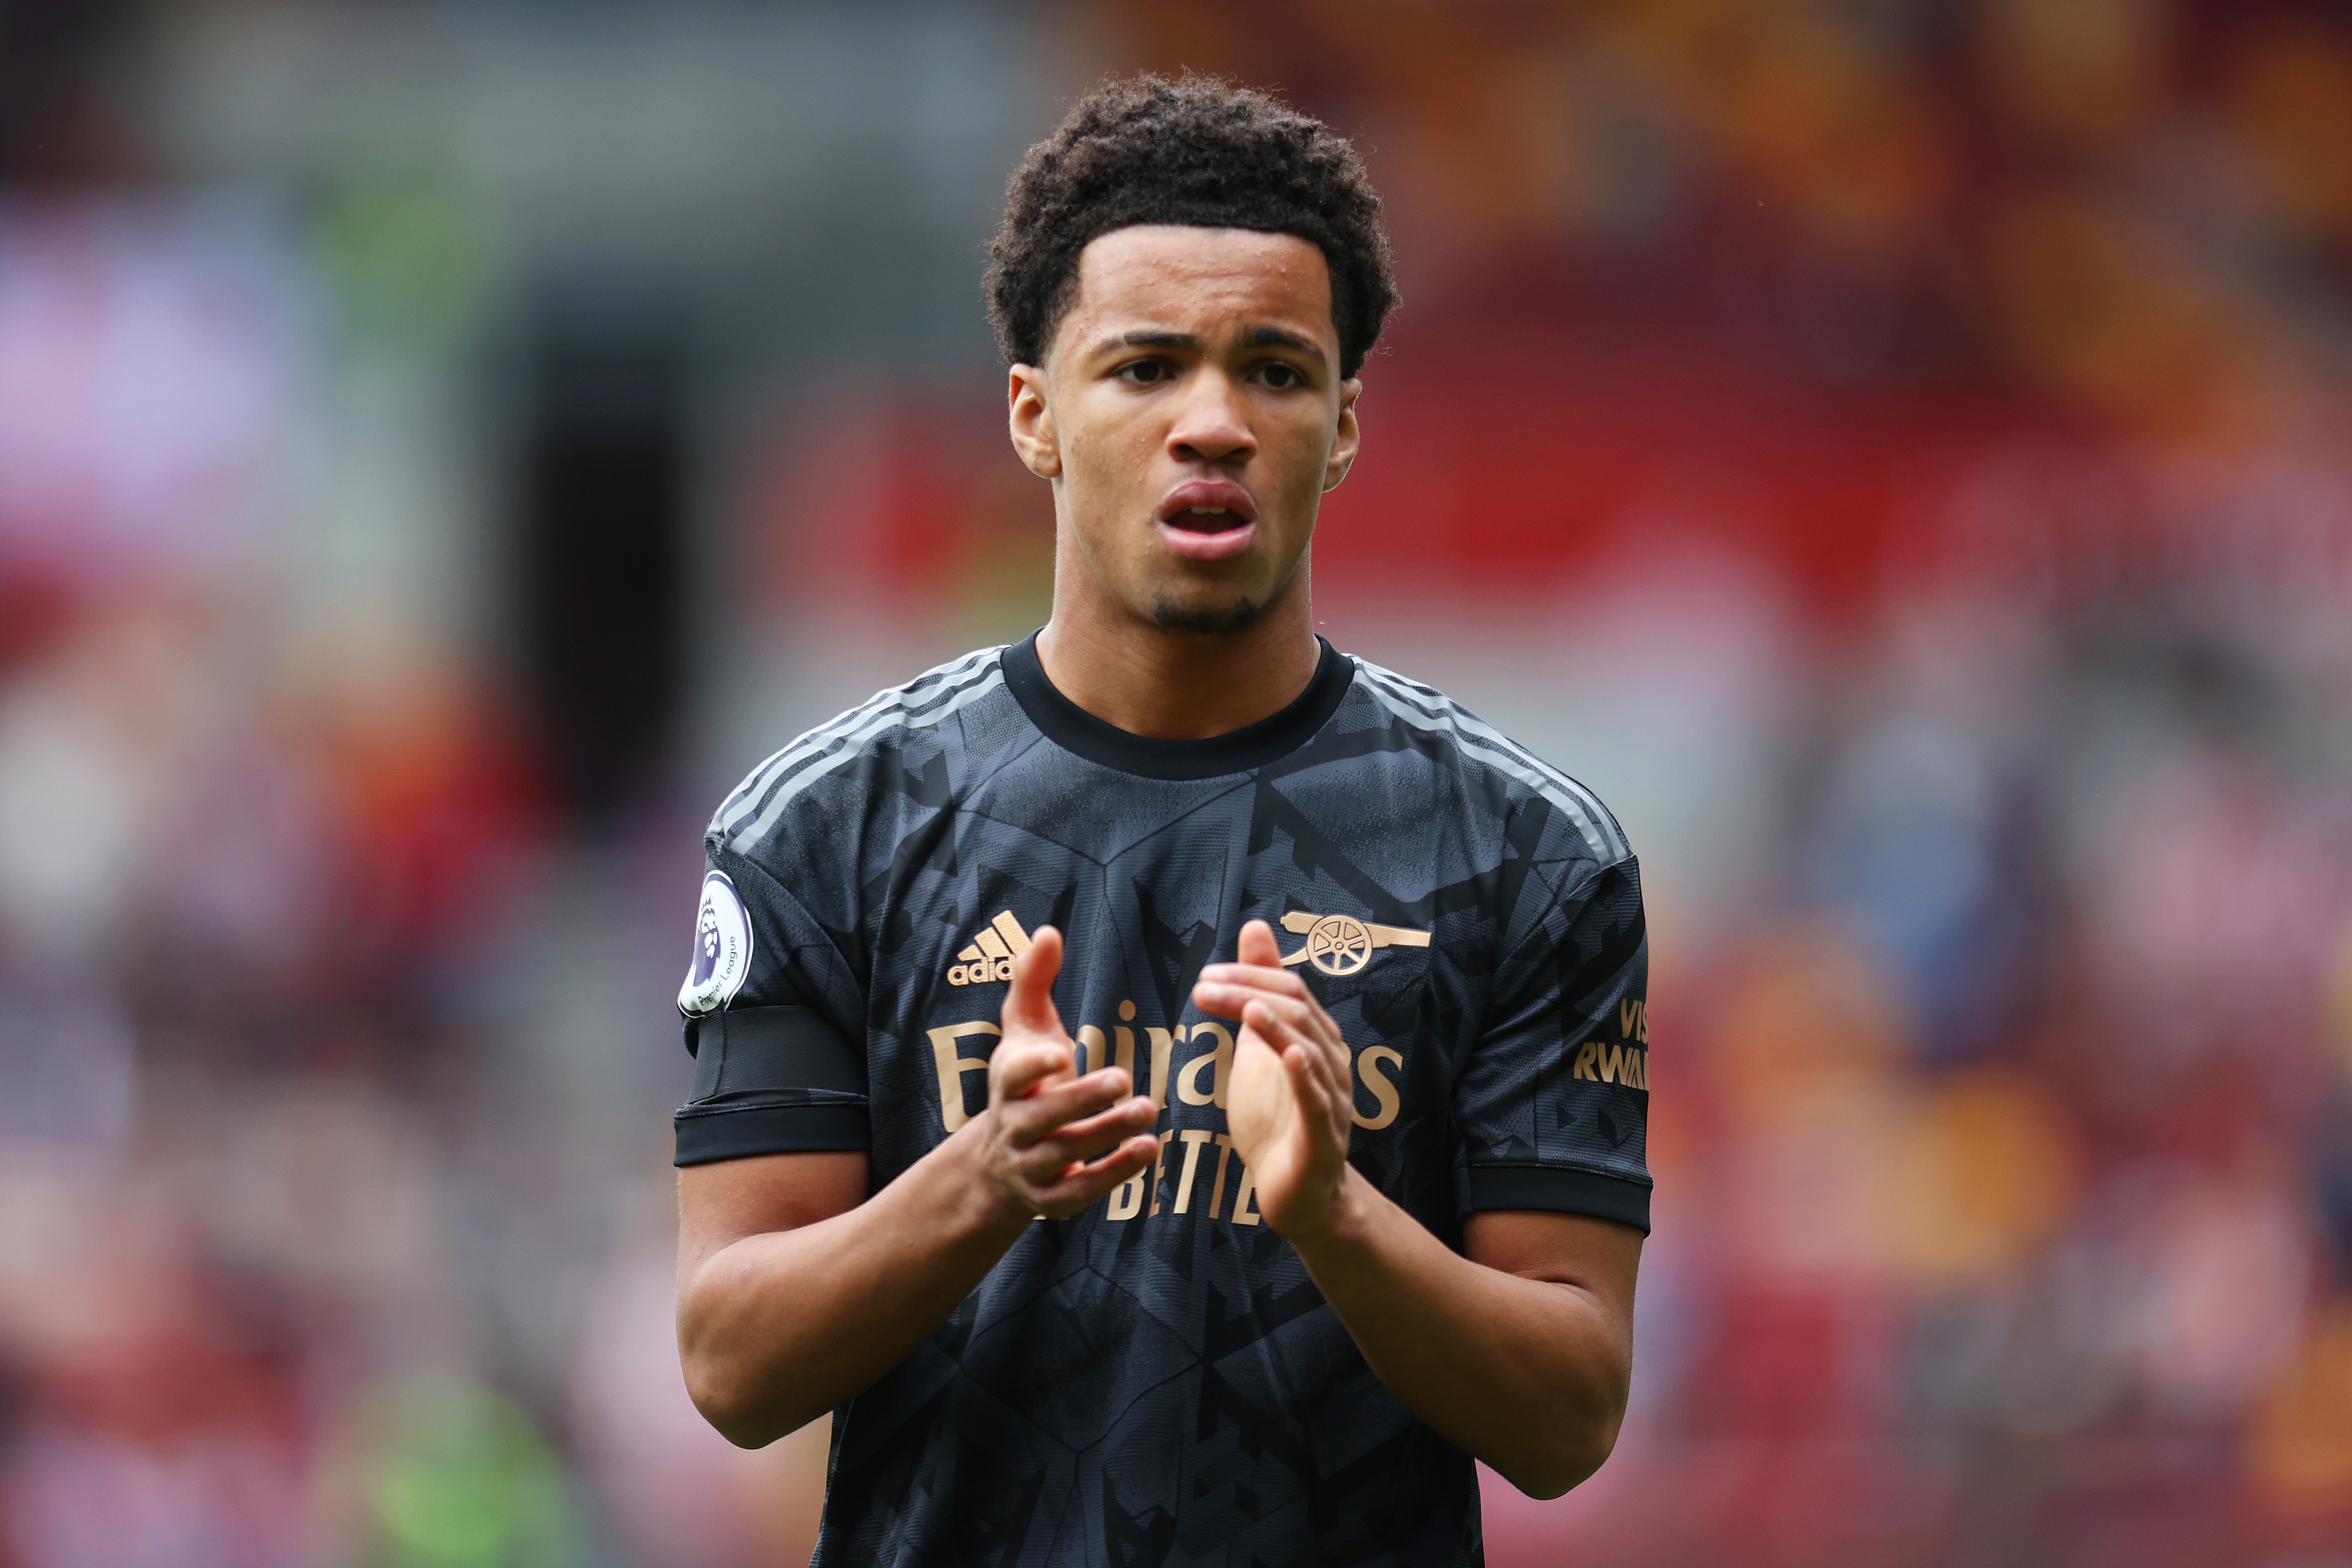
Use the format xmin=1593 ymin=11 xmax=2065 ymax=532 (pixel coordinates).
xmin=1158 ymin=518 xmax=1258 ymax=560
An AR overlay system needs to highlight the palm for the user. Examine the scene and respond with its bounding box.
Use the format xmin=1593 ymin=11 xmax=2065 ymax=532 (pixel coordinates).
xmin=1225 ymin=1015 xmax=1306 ymax=1188
xmin=1216 ymin=921 xmax=1345 ymax=1232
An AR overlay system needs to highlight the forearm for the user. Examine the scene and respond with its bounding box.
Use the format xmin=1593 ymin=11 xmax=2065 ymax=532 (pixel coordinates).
xmin=1291 ymin=1172 xmax=1633 ymax=1498
xmin=678 ymin=1128 xmax=1030 ymax=1447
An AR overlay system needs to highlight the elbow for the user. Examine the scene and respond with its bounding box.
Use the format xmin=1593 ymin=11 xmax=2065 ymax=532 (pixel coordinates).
xmin=683 ymin=1356 xmax=791 ymax=1450
xmin=1498 ymin=1408 xmax=1626 ymax=1501
xmin=1505 ymin=1440 xmax=1612 ymax=1502
xmin=677 ymin=1279 xmax=799 ymax=1449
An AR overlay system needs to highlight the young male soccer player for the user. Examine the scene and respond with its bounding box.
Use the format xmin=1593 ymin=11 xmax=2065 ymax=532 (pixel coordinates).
xmin=673 ymin=74 xmax=1651 ymax=1566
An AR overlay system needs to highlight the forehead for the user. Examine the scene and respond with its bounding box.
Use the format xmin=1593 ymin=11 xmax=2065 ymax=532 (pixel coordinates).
xmin=1058 ymin=226 xmax=1335 ymax=353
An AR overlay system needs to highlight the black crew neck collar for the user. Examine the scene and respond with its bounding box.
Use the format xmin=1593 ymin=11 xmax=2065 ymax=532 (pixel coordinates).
xmin=1002 ymin=632 xmax=1352 ymax=781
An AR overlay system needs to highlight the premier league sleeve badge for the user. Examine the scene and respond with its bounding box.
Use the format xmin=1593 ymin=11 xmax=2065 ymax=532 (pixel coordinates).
xmin=678 ymin=870 xmax=755 ymax=1017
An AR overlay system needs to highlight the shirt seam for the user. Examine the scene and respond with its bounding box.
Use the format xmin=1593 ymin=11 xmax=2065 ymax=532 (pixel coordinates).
xmin=675 ymin=1097 xmax=869 ymax=1119
xmin=1464 ymin=1160 xmax=1653 ymax=1189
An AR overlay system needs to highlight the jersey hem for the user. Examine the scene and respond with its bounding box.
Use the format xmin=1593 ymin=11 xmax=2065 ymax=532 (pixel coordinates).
xmin=1464 ymin=1164 xmax=1652 ymax=1233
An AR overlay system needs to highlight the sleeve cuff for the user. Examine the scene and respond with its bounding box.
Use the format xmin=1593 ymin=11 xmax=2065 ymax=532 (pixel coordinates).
xmin=1465 ymin=1165 xmax=1651 ymax=1234
xmin=674 ymin=1103 xmax=871 ymax=1166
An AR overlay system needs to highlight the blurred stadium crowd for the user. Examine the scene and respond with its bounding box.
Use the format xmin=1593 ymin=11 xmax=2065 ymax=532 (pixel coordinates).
xmin=2 ymin=2 xmax=2350 ymax=1565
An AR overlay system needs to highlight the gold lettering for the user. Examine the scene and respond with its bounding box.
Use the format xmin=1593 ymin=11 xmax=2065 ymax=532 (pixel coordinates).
xmin=1173 ymin=1129 xmax=1215 ymax=1213
xmin=1147 ymin=1027 xmax=1181 ymax=1110
xmin=1148 ymin=1129 xmax=1175 ymax=1217
xmin=1208 ymin=1134 xmax=1236 ymax=1220
xmin=1571 ymin=1041 xmax=1599 ymax=1081
xmin=1075 ymin=1025 xmax=1106 ymax=1077
xmin=1230 ymin=1156 xmax=1262 ymax=1226
xmin=1352 ymin=1045 xmax=1403 ymax=1130
xmin=1106 ymin=1171 xmax=1143 ymax=1221
xmin=1598 ymin=1043 xmax=1624 ymax=1085
xmin=1113 ymin=1025 xmax=1137 ymax=1084
xmin=1620 ymin=999 xmax=1639 ymax=1040
xmin=1177 ymin=1022 xmax=1235 ymax=1107
xmin=926 ymin=1022 xmax=1000 ymax=1132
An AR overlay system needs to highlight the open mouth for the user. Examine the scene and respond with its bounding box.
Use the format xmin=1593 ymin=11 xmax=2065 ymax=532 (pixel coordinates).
xmin=1166 ymin=505 xmax=1242 ymax=533
xmin=1157 ymin=480 xmax=1259 ymax=561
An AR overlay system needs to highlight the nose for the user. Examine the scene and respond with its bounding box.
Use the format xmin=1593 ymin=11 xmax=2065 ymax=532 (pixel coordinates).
xmin=1165 ymin=369 xmax=1255 ymax=467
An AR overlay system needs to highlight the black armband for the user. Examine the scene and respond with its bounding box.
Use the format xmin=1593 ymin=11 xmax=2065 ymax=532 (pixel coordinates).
xmin=674 ymin=1005 xmax=869 ymax=1166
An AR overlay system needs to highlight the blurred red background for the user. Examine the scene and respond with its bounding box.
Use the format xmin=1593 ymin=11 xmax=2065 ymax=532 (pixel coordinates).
xmin=2 ymin=3 xmax=2349 ymax=1565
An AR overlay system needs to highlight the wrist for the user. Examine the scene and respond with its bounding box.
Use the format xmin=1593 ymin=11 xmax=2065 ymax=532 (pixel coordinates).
xmin=935 ymin=1113 xmax=1044 ymax=1243
xmin=1285 ymin=1163 xmax=1378 ymax=1255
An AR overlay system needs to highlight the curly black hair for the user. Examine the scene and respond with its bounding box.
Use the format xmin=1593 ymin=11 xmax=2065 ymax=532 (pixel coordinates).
xmin=985 ymin=73 xmax=1398 ymax=379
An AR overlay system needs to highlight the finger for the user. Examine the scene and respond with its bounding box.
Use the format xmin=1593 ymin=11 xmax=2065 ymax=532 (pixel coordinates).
xmin=1246 ymin=996 xmax=1311 ymax=1056
xmin=1044 ymin=1094 xmax=1159 ymax=1156
xmin=1008 ymin=1090 xmax=1155 ymax=1157
xmin=1195 ymin=966 xmax=1335 ymax=1034
xmin=1029 ymin=1134 xmax=1159 ymax=1211
xmin=1221 ymin=990 xmax=1342 ymax=1058
xmin=1283 ymin=1038 xmax=1339 ymax=1124
xmin=1001 ymin=925 xmax=1066 ymax=1039
xmin=1241 ymin=1000 xmax=1313 ymax=1101
xmin=1204 ymin=982 xmax=1317 ymax=1029
xmin=1197 ymin=962 xmax=1312 ymax=998
xmin=1015 ymin=1131 xmax=1159 ymax=1215
xmin=1087 ymin=1065 xmax=1134 ymax=1100
xmin=1013 ymin=1131 xmax=1135 ymax=1193
xmin=1236 ymin=918 xmax=1283 ymax=969
xmin=1273 ymin=995 xmax=1350 ymax=1086
xmin=990 ymin=1039 xmax=1075 ymax=1106
xmin=1201 ymin=976 xmax=1346 ymax=1065
xmin=1193 ymin=974 xmax=1319 ymax=1028
xmin=1250 ymin=999 xmax=1347 ymax=1105
xmin=1001 ymin=1071 xmax=1143 ymax=1146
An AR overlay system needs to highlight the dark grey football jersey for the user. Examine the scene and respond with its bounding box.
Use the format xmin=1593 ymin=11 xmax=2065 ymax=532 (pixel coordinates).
xmin=674 ymin=634 xmax=1651 ymax=1568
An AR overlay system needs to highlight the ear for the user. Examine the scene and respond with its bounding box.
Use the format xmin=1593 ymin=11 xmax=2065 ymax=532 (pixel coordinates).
xmin=1008 ymin=363 xmax=1060 ymax=479
xmin=1323 ymin=377 xmax=1363 ymax=493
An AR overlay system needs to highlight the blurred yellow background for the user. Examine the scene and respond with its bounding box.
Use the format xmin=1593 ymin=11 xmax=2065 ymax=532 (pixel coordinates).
xmin=2 ymin=2 xmax=2350 ymax=1564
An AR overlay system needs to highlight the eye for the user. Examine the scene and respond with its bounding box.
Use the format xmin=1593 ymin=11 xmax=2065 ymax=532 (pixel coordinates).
xmin=1116 ymin=359 xmax=1170 ymax=386
xmin=1255 ymin=362 xmax=1306 ymax=390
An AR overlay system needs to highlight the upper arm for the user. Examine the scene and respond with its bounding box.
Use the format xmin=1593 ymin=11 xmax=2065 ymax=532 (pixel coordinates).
xmin=1463 ymin=1209 xmax=1642 ymax=1345
xmin=672 ymin=850 xmax=877 ymax=1278
xmin=678 ymin=1151 xmax=871 ymax=1279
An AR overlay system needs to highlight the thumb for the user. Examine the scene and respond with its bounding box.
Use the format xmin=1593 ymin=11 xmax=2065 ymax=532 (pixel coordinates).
xmin=1001 ymin=924 xmax=1065 ymax=1039
xmin=1237 ymin=918 xmax=1284 ymax=969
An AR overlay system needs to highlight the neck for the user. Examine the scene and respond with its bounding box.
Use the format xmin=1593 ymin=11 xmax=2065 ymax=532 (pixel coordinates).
xmin=1036 ymin=570 xmax=1321 ymax=742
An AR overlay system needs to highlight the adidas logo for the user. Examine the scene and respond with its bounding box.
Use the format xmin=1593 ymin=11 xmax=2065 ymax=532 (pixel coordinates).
xmin=946 ymin=910 xmax=1033 ymax=986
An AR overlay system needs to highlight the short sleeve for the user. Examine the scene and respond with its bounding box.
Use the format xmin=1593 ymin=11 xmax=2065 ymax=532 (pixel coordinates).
xmin=672 ymin=850 xmax=870 ymax=1167
xmin=1453 ymin=855 xmax=1651 ymax=1233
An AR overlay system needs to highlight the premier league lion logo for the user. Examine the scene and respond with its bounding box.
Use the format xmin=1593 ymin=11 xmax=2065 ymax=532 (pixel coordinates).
xmin=679 ymin=871 xmax=753 ymax=1015
xmin=693 ymin=900 xmax=724 ymax=989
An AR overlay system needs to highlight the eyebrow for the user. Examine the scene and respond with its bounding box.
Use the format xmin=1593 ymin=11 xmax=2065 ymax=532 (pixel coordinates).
xmin=1089 ymin=327 xmax=1329 ymax=366
xmin=1095 ymin=331 xmax=1198 ymax=355
xmin=1239 ymin=326 xmax=1326 ymax=364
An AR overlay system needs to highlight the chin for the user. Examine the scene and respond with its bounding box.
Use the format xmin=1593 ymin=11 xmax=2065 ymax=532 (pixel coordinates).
xmin=1147 ymin=595 xmax=1265 ymax=635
